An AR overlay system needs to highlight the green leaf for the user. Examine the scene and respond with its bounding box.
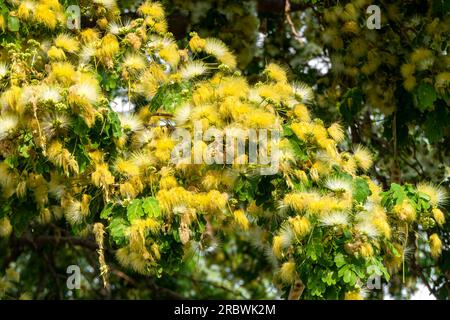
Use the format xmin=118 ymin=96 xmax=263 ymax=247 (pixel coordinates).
xmin=384 ymin=183 xmax=408 ymax=206
xmin=100 ymin=204 xmax=114 ymax=219
xmin=107 ymin=110 xmax=122 ymax=138
xmin=142 ymin=197 xmax=161 ymax=217
xmin=288 ymin=137 xmax=308 ymax=162
xmin=127 ymin=199 xmax=144 ymax=222
xmin=0 ymin=202 xmax=12 ymax=219
xmin=7 ymin=16 xmax=20 ymax=32
xmin=307 ymin=273 xmax=327 ymax=297
xmin=418 ymin=192 xmax=431 ymax=202
xmin=283 ymin=124 xmax=293 ymax=136
xmin=353 ymin=265 xmax=366 ymax=279
xmin=343 ymin=269 xmax=352 ymax=283
xmin=367 ymin=264 xmax=382 ymax=276
xmin=416 ymin=82 xmax=437 ymax=111
xmin=74 ymin=144 xmax=91 ymax=173
xmin=352 ymin=177 xmax=371 ymax=203
xmin=334 ymin=253 xmax=346 ymax=268
xmin=73 ymin=116 xmax=90 ymax=140
xmin=149 ymin=82 xmax=192 ymax=113
xmin=418 ymin=199 xmax=431 ymax=211
xmin=338 ymin=264 xmax=349 ymax=277
xmin=18 ymin=144 xmax=30 ymax=158
xmin=109 ymin=217 xmax=129 ymax=245
xmin=380 ymin=265 xmax=391 ymax=281
xmin=306 ymin=240 xmax=324 ymax=261
xmin=321 ymin=271 xmax=336 ymax=286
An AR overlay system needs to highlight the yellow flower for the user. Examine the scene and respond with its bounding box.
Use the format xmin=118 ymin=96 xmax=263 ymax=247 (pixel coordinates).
xmin=291 ymin=121 xmax=312 ymax=141
xmin=0 ymin=114 xmax=19 ymax=139
xmin=204 ymin=38 xmax=236 ymax=69
xmin=310 ymin=167 xmax=320 ymax=182
xmin=138 ymin=1 xmax=165 ymax=20
xmin=92 ymin=163 xmax=115 ymax=188
xmin=283 ymin=192 xmax=320 ymax=212
xmin=293 ymin=104 xmax=311 ymax=122
xmin=123 ymin=53 xmax=147 ymax=74
xmin=272 ymin=235 xmax=284 ymax=259
xmin=327 ymin=123 xmax=345 ymax=142
xmin=294 ymin=169 xmax=308 ymax=183
xmin=80 ymin=194 xmax=91 ymax=217
xmin=189 ymin=32 xmax=206 ymax=52
xmin=353 ymin=145 xmax=373 ymax=172
xmin=63 ymin=198 xmax=83 ymax=225
xmin=159 ymin=176 xmax=178 ymax=190
xmin=35 ymin=4 xmax=58 ymax=29
xmin=417 ymin=183 xmax=448 ymax=208
xmin=385 ymin=243 xmax=403 ymax=271
xmin=279 ymin=261 xmax=296 ymax=284
xmin=435 ymin=72 xmax=450 ymax=95
xmin=114 ymin=158 xmax=140 ymax=177
xmin=179 ymin=61 xmax=208 ymax=80
xmin=0 ymin=217 xmax=12 ymax=238
xmin=400 ymin=63 xmax=415 ymax=78
xmin=360 ymin=243 xmax=374 ymax=258
xmin=54 ymin=33 xmax=80 ymax=53
xmin=342 ymin=21 xmax=359 ymax=34
xmin=432 ymin=208 xmax=445 ymax=227
xmin=156 ymin=187 xmax=194 ymax=215
xmin=47 ymin=141 xmax=79 ymax=175
xmin=233 ymin=209 xmax=250 ymax=230
xmin=393 ymin=201 xmax=416 ymax=222
xmin=372 ymin=217 xmax=391 ymax=239
xmin=1 ymin=86 xmax=24 ymax=115
xmin=96 ymin=34 xmax=119 ymax=66
xmin=403 ymin=76 xmax=416 ymax=91
xmin=18 ymin=1 xmax=35 ymax=20
xmin=80 ymin=28 xmax=100 ymax=43
xmin=429 ymin=233 xmax=442 ymax=259
xmin=202 ymin=171 xmax=221 ymax=190
xmin=264 ymin=63 xmax=288 ymax=83
xmin=341 ymin=155 xmax=357 ymax=175
xmin=159 ymin=43 xmax=180 ymax=67
xmin=218 ymin=77 xmax=249 ymax=98
xmin=289 ymin=216 xmax=311 ymax=238
xmin=50 ymin=62 xmax=75 ymax=85
xmin=411 ymin=48 xmax=433 ymax=65
xmin=345 ymin=290 xmax=363 ymax=300
xmin=246 ymin=110 xmax=276 ymax=128
xmin=47 ymin=46 xmax=66 ymax=60
xmin=154 ymin=20 xmax=168 ymax=34
xmin=192 ymin=83 xmax=214 ymax=106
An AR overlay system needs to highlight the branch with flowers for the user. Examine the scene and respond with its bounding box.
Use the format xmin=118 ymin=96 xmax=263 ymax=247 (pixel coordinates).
xmin=0 ymin=0 xmax=447 ymax=300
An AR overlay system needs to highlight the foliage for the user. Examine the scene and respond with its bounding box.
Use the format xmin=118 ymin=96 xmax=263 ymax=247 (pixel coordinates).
xmin=155 ymin=0 xmax=450 ymax=299
xmin=0 ymin=0 xmax=448 ymax=300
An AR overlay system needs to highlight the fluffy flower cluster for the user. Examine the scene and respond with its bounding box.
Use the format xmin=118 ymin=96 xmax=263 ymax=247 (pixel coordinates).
xmin=0 ymin=0 xmax=446 ymax=299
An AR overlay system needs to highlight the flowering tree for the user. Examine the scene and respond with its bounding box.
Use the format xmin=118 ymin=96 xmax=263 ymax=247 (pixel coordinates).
xmin=0 ymin=0 xmax=447 ymax=299
xmin=162 ymin=0 xmax=450 ymax=299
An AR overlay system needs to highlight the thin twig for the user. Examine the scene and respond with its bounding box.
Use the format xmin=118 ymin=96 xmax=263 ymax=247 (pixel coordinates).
xmin=284 ymin=0 xmax=304 ymax=44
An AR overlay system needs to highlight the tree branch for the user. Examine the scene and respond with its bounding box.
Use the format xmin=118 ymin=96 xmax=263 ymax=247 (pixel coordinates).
xmin=284 ymin=0 xmax=304 ymax=43
xmin=11 ymin=233 xmax=185 ymax=300
xmin=16 ymin=234 xmax=101 ymax=252
xmin=288 ymin=278 xmax=305 ymax=300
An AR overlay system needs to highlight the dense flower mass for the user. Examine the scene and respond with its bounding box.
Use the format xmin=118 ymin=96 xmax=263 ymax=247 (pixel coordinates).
xmin=0 ymin=0 xmax=447 ymax=299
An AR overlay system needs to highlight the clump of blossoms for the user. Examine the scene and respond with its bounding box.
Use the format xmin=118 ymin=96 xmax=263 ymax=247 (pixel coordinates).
xmin=0 ymin=0 xmax=446 ymax=299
